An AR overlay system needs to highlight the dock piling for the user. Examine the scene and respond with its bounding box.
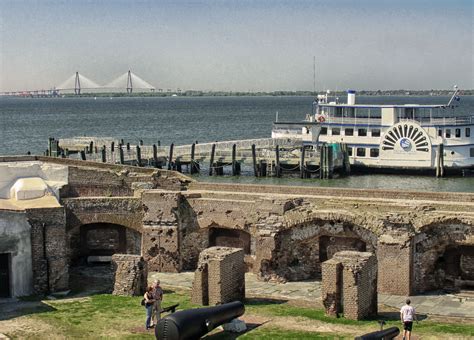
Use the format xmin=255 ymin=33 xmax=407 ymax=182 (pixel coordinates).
xmin=209 ymin=144 xmax=216 ymax=176
xmin=101 ymin=146 xmax=106 ymax=163
xmin=252 ymin=144 xmax=258 ymax=177
xmin=275 ymin=145 xmax=281 ymax=177
xmin=168 ymin=143 xmax=174 ymax=170
xmin=232 ymin=144 xmax=237 ymax=176
xmin=136 ymin=145 xmax=142 ymax=166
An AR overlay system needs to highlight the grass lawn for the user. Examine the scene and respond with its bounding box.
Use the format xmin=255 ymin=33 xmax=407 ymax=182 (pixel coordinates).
xmin=3 ymin=289 xmax=474 ymax=339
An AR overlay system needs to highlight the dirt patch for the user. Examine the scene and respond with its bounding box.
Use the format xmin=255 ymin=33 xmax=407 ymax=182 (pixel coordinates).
xmin=0 ymin=315 xmax=56 ymax=339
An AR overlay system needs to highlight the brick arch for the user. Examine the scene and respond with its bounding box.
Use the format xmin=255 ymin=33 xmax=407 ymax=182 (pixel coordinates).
xmin=413 ymin=218 xmax=474 ymax=292
xmin=258 ymin=213 xmax=380 ymax=282
xmin=69 ymin=222 xmax=142 ymax=265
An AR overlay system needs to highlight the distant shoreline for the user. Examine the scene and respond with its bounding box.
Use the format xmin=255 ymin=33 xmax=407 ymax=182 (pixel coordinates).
xmin=63 ymin=89 xmax=473 ymax=98
xmin=2 ymin=89 xmax=473 ymax=98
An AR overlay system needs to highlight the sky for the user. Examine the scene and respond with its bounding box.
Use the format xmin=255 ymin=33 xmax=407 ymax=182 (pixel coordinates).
xmin=0 ymin=0 xmax=472 ymax=92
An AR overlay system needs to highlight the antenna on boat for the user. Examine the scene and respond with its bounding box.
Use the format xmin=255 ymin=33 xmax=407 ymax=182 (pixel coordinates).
xmin=313 ymin=56 xmax=316 ymax=94
xmin=447 ymin=85 xmax=460 ymax=106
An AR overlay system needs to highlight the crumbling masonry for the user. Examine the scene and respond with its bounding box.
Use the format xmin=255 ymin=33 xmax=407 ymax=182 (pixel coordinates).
xmin=0 ymin=156 xmax=473 ymax=298
xmin=322 ymin=251 xmax=377 ymax=320
xmin=191 ymin=246 xmax=245 ymax=305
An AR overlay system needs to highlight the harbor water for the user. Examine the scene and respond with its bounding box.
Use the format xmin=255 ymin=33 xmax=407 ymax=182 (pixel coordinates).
xmin=1 ymin=95 xmax=473 ymax=192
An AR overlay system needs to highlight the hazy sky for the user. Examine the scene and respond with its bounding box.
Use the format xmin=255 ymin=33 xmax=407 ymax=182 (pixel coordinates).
xmin=0 ymin=0 xmax=472 ymax=92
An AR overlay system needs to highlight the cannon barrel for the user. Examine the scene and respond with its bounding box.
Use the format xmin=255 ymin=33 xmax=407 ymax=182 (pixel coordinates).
xmin=155 ymin=301 xmax=245 ymax=340
xmin=355 ymin=326 xmax=400 ymax=340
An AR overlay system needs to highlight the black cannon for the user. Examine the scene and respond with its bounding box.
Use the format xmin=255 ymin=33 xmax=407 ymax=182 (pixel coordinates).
xmin=155 ymin=301 xmax=245 ymax=340
xmin=355 ymin=326 xmax=400 ymax=340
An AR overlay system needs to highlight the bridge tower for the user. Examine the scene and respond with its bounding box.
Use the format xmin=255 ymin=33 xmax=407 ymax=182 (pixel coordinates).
xmin=126 ymin=70 xmax=133 ymax=94
xmin=74 ymin=72 xmax=81 ymax=95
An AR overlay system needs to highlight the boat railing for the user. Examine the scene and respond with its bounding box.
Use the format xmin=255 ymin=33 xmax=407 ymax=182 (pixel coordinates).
xmin=323 ymin=117 xmax=381 ymax=125
xmin=399 ymin=116 xmax=474 ymax=126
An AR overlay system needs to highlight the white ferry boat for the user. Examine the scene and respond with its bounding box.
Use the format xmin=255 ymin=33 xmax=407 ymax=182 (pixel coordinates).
xmin=272 ymin=87 xmax=474 ymax=175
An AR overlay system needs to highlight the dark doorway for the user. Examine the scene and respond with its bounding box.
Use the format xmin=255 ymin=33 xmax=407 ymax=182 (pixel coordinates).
xmin=209 ymin=228 xmax=251 ymax=254
xmin=0 ymin=253 xmax=10 ymax=298
xmin=319 ymin=236 xmax=366 ymax=262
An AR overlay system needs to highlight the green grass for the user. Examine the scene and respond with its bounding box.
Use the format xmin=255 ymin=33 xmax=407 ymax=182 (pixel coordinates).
xmin=5 ymin=290 xmax=474 ymax=339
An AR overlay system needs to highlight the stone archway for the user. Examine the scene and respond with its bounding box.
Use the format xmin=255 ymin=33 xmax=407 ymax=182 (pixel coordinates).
xmin=414 ymin=219 xmax=474 ymax=293
xmin=258 ymin=215 xmax=378 ymax=282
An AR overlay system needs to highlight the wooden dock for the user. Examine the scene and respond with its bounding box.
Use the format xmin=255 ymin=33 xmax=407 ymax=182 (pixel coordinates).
xmin=48 ymin=137 xmax=350 ymax=179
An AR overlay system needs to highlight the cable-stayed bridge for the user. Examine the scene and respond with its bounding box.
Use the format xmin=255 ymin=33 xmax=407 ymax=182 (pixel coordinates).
xmin=1 ymin=70 xmax=156 ymax=97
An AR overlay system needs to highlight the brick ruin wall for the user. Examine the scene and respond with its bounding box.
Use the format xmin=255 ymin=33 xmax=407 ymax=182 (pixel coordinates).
xmin=1 ymin=158 xmax=473 ymax=297
xmin=191 ymin=247 xmax=245 ymax=305
xmin=111 ymin=254 xmax=148 ymax=296
xmin=322 ymin=251 xmax=377 ymax=320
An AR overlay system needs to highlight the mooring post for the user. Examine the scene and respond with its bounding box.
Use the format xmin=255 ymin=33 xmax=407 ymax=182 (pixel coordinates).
xmin=101 ymin=146 xmax=106 ymax=163
xmin=252 ymin=144 xmax=258 ymax=177
xmin=300 ymin=145 xmax=306 ymax=179
xmin=190 ymin=143 xmax=197 ymax=174
xmin=168 ymin=143 xmax=174 ymax=170
xmin=319 ymin=144 xmax=325 ymax=179
xmin=260 ymin=160 xmax=267 ymax=177
xmin=89 ymin=141 xmax=93 ymax=154
xmin=231 ymin=144 xmax=237 ymax=176
xmin=328 ymin=145 xmax=334 ymax=178
xmin=136 ymin=145 xmax=142 ymax=166
xmin=209 ymin=143 xmax=216 ymax=176
xmin=153 ymin=144 xmax=158 ymax=168
xmin=126 ymin=142 xmax=130 ymax=151
xmin=111 ymin=142 xmax=115 ymax=153
xmin=275 ymin=145 xmax=281 ymax=177
xmin=80 ymin=150 xmax=86 ymax=160
xmin=119 ymin=146 xmax=124 ymax=164
xmin=176 ymin=159 xmax=182 ymax=172
xmin=438 ymin=143 xmax=445 ymax=177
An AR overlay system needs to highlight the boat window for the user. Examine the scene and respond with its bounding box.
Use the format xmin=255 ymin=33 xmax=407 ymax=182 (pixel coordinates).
xmin=320 ymin=127 xmax=327 ymax=135
xmin=356 ymin=108 xmax=369 ymax=118
xmin=466 ymin=128 xmax=471 ymax=137
xmin=356 ymin=148 xmax=366 ymax=157
xmin=455 ymin=129 xmax=461 ymax=138
xmin=470 ymin=148 xmax=474 ymax=157
xmin=445 ymin=129 xmax=451 ymax=138
xmin=344 ymin=107 xmax=355 ymax=118
xmin=438 ymin=129 xmax=443 ymax=137
xmin=405 ymin=108 xmax=415 ymax=120
xmin=371 ymin=129 xmax=381 ymax=137
xmin=347 ymin=147 xmax=353 ymax=156
xmin=370 ymin=148 xmax=379 ymax=157
xmin=367 ymin=108 xmax=382 ymax=118
xmin=332 ymin=128 xmax=340 ymax=135
xmin=335 ymin=107 xmax=343 ymax=117
xmin=358 ymin=128 xmax=367 ymax=136
xmin=345 ymin=128 xmax=354 ymax=136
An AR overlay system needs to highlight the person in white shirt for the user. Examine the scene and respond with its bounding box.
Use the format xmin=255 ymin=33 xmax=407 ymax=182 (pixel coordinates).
xmin=400 ymin=298 xmax=417 ymax=340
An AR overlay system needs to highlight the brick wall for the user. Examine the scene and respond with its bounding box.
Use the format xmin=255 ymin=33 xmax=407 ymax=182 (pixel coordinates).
xmin=191 ymin=247 xmax=245 ymax=305
xmin=321 ymin=251 xmax=377 ymax=320
xmin=377 ymin=233 xmax=413 ymax=296
xmin=111 ymin=254 xmax=147 ymax=296
xmin=26 ymin=207 xmax=69 ymax=294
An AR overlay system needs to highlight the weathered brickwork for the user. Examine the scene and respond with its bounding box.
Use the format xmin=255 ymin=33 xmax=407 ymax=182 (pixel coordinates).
xmin=111 ymin=254 xmax=147 ymax=296
xmin=322 ymin=251 xmax=377 ymax=320
xmin=1 ymin=157 xmax=473 ymax=298
xmin=191 ymin=247 xmax=245 ymax=305
xmin=377 ymin=233 xmax=413 ymax=296
xmin=26 ymin=207 xmax=69 ymax=295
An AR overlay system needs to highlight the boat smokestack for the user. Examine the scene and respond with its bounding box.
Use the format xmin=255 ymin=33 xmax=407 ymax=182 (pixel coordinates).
xmin=347 ymin=90 xmax=356 ymax=105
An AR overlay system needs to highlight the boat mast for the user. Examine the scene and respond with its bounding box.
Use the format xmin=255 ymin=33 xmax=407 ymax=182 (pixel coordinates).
xmin=447 ymin=85 xmax=460 ymax=106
